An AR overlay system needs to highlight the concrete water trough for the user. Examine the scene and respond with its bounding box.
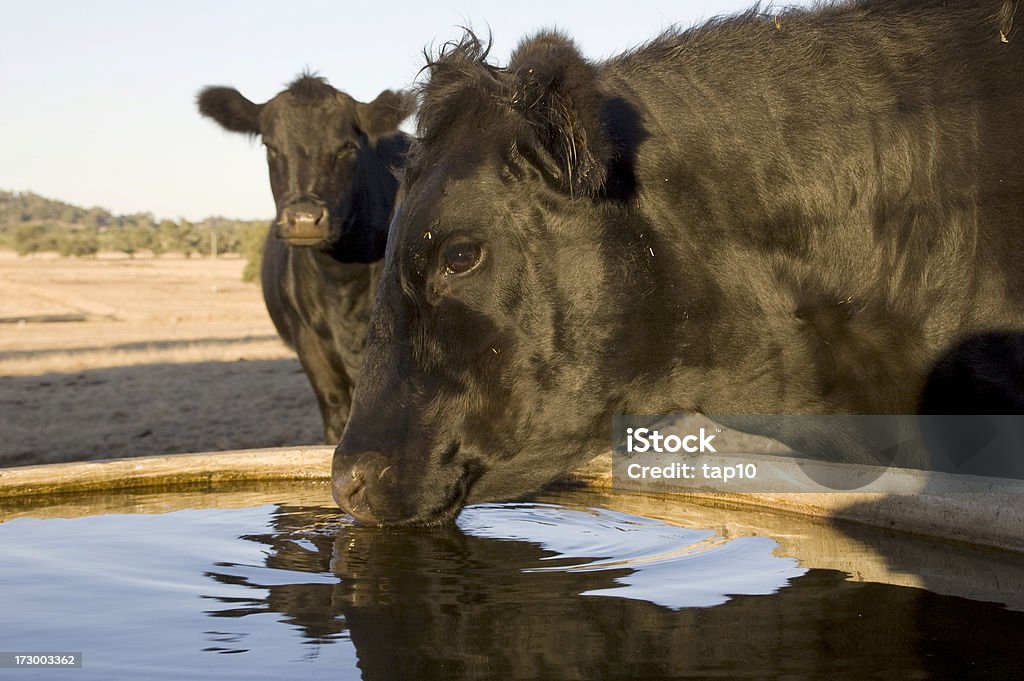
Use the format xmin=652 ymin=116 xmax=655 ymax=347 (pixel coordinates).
xmin=3 ymin=445 xmax=1023 ymax=680
xmin=2 ymin=445 xmax=1021 ymax=553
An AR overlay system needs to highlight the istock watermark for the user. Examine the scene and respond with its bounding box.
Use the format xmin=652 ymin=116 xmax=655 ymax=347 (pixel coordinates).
xmin=624 ymin=427 xmax=718 ymax=453
xmin=624 ymin=460 xmax=758 ymax=482
xmin=611 ymin=414 xmax=1024 ymax=494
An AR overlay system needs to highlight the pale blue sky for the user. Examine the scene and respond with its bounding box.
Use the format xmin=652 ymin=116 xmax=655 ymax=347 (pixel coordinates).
xmin=0 ymin=1 xmax=803 ymax=221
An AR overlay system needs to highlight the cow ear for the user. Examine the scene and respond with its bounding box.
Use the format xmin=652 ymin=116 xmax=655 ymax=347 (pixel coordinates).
xmin=508 ymin=32 xmax=611 ymax=196
xmin=355 ymin=90 xmax=416 ymax=137
xmin=197 ymin=86 xmax=262 ymax=135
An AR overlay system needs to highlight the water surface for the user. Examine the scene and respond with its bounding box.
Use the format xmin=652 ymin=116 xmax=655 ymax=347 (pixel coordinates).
xmin=0 ymin=489 xmax=1022 ymax=680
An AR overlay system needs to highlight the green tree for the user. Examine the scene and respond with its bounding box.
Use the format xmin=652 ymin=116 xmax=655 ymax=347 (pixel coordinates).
xmin=122 ymin=223 xmax=155 ymax=257
xmin=58 ymin=228 xmax=99 ymax=257
xmin=83 ymin=206 xmax=111 ymax=229
xmin=155 ymin=219 xmax=179 ymax=256
xmin=12 ymin=223 xmax=59 ymax=255
xmin=1 ymin=188 xmax=270 ymax=259
xmin=239 ymin=223 xmax=267 ymax=282
xmin=177 ymin=219 xmax=202 ymax=257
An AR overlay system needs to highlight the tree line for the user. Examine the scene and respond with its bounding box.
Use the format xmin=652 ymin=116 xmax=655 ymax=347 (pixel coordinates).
xmin=0 ymin=190 xmax=267 ymax=280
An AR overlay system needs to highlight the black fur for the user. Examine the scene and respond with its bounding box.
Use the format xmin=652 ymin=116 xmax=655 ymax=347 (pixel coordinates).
xmin=198 ymin=75 xmax=413 ymax=442
xmin=333 ymin=0 xmax=1024 ymax=524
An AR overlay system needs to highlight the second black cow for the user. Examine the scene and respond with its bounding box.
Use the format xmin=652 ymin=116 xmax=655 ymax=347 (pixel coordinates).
xmin=199 ymin=74 xmax=413 ymax=441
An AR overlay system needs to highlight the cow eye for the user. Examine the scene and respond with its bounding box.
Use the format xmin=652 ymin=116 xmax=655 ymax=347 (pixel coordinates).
xmin=336 ymin=141 xmax=358 ymax=157
xmin=442 ymin=239 xmax=482 ymax=275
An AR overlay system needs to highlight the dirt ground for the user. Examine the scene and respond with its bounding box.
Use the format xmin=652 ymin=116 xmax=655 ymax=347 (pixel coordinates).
xmin=0 ymin=251 xmax=323 ymax=467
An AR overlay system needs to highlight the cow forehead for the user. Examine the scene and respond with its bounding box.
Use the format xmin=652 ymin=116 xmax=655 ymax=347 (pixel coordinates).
xmin=261 ymin=91 xmax=357 ymax=142
xmin=399 ymin=157 xmax=513 ymax=241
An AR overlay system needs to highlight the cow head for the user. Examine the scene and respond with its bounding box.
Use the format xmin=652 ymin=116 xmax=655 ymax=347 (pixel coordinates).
xmin=332 ymin=33 xmax=677 ymax=525
xmin=198 ymin=74 xmax=413 ymax=258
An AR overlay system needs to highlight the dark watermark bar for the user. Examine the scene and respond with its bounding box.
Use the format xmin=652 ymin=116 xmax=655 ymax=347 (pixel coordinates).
xmin=611 ymin=415 xmax=1024 ymax=494
xmin=0 ymin=652 xmax=82 ymax=668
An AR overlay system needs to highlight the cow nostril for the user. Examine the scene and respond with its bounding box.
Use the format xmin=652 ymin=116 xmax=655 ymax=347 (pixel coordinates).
xmin=332 ymin=466 xmax=366 ymax=514
xmin=337 ymin=464 xmax=364 ymax=492
xmin=331 ymin=453 xmax=389 ymax=523
xmin=315 ymin=206 xmax=328 ymax=226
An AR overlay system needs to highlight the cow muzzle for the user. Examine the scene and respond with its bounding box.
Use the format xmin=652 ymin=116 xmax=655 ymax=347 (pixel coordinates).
xmin=277 ymin=201 xmax=329 ymax=245
xmin=331 ymin=450 xmax=398 ymax=525
xmin=332 ymin=446 xmax=475 ymax=527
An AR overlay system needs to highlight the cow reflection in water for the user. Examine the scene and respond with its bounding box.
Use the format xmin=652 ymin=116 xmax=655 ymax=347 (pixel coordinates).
xmin=202 ymin=505 xmax=1024 ymax=680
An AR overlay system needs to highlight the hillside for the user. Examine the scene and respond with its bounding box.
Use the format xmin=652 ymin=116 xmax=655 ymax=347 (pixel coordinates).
xmin=0 ymin=190 xmax=268 ymax=266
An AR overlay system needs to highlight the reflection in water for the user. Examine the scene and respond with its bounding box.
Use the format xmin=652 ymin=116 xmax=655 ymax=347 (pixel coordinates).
xmin=203 ymin=502 xmax=1024 ymax=680
xmin=456 ymin=503 xmax=805 ymax=608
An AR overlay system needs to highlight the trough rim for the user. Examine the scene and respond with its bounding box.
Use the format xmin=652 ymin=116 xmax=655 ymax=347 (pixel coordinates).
xmin=0 ymin=447 xmax=1021 ymax=553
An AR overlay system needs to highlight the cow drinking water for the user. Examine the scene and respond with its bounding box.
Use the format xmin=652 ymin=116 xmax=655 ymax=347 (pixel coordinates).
xmin=332 ymin=0 xmax=1024 ymax=525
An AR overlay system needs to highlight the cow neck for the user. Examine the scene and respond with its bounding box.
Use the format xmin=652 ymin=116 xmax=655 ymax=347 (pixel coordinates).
xmin=306 ymin=245 xmax=373 ymax=280
xmin=322 ymin=135 xmax=404 ymax=266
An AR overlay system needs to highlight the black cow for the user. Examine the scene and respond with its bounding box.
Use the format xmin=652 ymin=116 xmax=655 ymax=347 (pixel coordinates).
xmin=198 ymin=75 xmax=413 ymax=442
xmin=333 ymin=0 xmax=1024 ymax=524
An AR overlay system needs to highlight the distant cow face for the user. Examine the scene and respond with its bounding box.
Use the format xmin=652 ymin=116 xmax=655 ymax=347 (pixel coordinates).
xmin=199 ymin=76 xmax=412 ymax=255
xmin=331 ymin=36 xmax=663 ymax=525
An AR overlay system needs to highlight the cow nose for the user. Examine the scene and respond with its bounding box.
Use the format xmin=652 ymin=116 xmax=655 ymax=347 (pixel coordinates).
xmin=286 ymin=204 xmax=325 ymax=226
xmin=278 ymin=202 xmax=328 ymax=242
xmin=332 ymin=451 xmax=390 ymax=524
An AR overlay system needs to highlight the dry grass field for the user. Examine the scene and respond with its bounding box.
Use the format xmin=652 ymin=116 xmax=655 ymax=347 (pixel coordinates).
xmin=0 ymin=250 xmax=323 ymax=467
